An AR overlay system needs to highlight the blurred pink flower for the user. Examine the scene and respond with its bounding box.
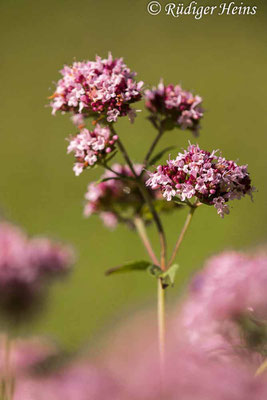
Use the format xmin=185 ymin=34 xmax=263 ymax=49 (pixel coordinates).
xmin=100 ymin=307 xmax=267 ymax=400
xmin=84 ymin=163 xmax=177 ymax=229
xmin=0 ymin=337 xmax=57 ymax=377
xmin=177 ymin=251 xmax=267 ymax=360
xmin=0 ymin=222 xmax=74 ymax=320
xmin=14 ymin=361 xmax=122 ymax=400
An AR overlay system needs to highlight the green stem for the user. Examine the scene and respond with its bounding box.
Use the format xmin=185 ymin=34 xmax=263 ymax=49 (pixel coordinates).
xmin=4 ymin=334 xmax=13 ymax=400
xmin=255 ymin=359 xmax=267 ymax=376
xmin=167 ymin=205 xmax=196 ymax=268
xmin=158 ymin=279 xmax=166 ymax=375
xmin=110 ymin=124 xmax=167 ymax=371
xmin=101 ymin=162 xmax=133 ymax=181
xmin=110 ymin=126 xmax=167 ymax=268
xmin=143 ymin=123 xmax=164 ymax=169
xmin=134 ymin=217 xmax=159 ymax=266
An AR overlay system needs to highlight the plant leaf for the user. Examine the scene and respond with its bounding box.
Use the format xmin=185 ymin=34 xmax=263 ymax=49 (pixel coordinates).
xmin=105 ymin=260 xmax=152 ymax=276
xmin=147 ymin=264 xmax=162 ymax=278
xmin=160 ymin=264 xmax=179 ymax=287
xmin=149 ymin=146 xmax=176 ymax=166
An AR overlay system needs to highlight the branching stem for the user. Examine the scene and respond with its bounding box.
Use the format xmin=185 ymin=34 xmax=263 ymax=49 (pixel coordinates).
xmin=167 ymin=205 xmax=197 ymax=268
xmin=110 ymin=124 xmax=167 ymax=372
xmin=143 ymin=122 xmax=164 ymax=169
xmin=110 ymin=125 xmax=167 ymax=269
xmin=134 ymin=217 xmax=159 ymax=266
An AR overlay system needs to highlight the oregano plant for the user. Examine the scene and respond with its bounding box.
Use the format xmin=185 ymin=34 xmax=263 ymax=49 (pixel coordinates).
xmin=50 ymin=52 xmax=254 ymax=369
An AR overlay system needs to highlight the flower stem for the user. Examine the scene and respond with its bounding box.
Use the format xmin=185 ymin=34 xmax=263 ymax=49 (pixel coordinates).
xmin=167 ymin=205 xmax=196 ymax=268
xmin=110 ymin=125 xmax=168 ymax=371
xmin=158 ymin=279 xmax=166 ymax=375
xmin=143 ymin=123 xmax=164 ymax=169
xmin=134 ymin=217 xmax=159 ymax=266
xmin=110 ymin=126 xmax=167 ymax=268
xmin=255 ymin=359 xmax=267 ymax=376
xmin=101 ymin=162 xmax=134 ymax=181
xmin=4 ymin=334 xmax=13 ymax=400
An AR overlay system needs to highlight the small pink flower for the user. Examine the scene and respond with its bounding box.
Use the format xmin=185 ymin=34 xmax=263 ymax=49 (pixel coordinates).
xmin=100 ymin=212 xmax=118 ymax=229
xmin=67 ymin=124 xmax=118 ymax=175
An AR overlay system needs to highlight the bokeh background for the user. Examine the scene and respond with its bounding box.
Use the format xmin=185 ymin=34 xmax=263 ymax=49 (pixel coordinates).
xmin=0 ymin=0 xmax=267 ymax=350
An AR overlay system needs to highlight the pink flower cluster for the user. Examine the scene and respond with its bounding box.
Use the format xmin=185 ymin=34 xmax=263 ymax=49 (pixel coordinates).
xmin=15 ymin=362 xmax=121 ymax=400
xmin=50 ymin=53 xmax=143 ymax=123
xmin=146 ymin=143 xmax=253 ymax=217
xmin=0 ymin=222 xmax=74 ymax=319
xmin=101 ymin=300 xmax=267 ymax=400
xmin=4 ymin=250 xmax=267 ymax=400
xmin=145 ymin=81 xmax=203 ymax=135
xmin=179 ymin=251 xmax=267 ymax=357
xmin=84 ymin=163 xmax=175 ymax=229
xmin=84 ymin=164 xmax=153 ymax=229
xmin=67 ymin=124 xmax=118 ymax=176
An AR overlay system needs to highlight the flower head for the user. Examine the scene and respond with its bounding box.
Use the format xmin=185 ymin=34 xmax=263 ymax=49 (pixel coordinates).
xmin=101 ymin=305 xmax=267 ymax=400
xmin=84 ymin=163 xmax=177 ymax=229
xmin=50 ymin=53 xmax=143 ymax=123
xmin=67 ymin=124 xmax=118 ymax=176
xmin=179 ymin=251 xmax=267 ymax=358
xmin=146 ymin=143 xmax=253 ymax=217
xmin=145 ymin=81 xmax=203 ymax=135
xmin=0 ymin=222 xmax=74 ymax=321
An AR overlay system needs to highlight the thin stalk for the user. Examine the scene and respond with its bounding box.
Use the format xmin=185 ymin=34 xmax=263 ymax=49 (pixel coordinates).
xmin=143 ymin=124 xmax=164 ymax=169
xmin=134 ymin=217 xmax=159 ymax=266
xmin=110 ymin=126 xmax=167 ymax=268
xmin=4 ymin=334 xmax=12 ymax=400
xmin=167 ymin=206 xmax=196 ymax=268
xmin=255 ymin=359 xmax=267 ymax=376
xmin=110 ymin=125 xmax=167 ymax=373
xmin=101 ymin=163 xmax=134 ymax=181
xmin=158 ymin=279 xmax=166 ymax=376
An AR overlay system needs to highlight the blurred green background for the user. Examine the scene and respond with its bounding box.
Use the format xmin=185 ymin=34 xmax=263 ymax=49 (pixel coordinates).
xmin=0 ymin=0 xmax=267 ymax=349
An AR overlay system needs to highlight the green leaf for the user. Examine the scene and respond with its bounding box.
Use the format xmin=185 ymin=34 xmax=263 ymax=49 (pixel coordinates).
xmin=148 ymin=263 xmax=179 ymax=288
xmin=106 ymin=261 xmax=179 ymax=289
xmin=147 ymin=264 xmax=162 ymax=278
xmin=160 ymin=264 xmax=179 ymax=287
xmin=105 ymin=260 xmax=152 ymax=276
xmin=149 ymin=146 xmax=176 ymax=166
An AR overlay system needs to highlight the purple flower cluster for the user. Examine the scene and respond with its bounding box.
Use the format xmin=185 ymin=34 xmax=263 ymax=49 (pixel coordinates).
xmin=146 ymin=143 xmax=253 ymax=217
xmin=67 ymin=124 xmax=118 ymax=176
xmin=4 ymin=249 xmax=267 ymax=400
xmin=15 ymin=362 xmax=121 ymax=400
xmin=50 ymin=53 xmax=143 ymax=123
xmin=145 ymin=81 xmax=203 ymax=135
xmin=84 ymin=163 xmax=175 ymax=229
xmin=84 ymin=164 xmax=154 ymax=229
xmin=0 ymin=223 xmax=74 ymax=319
xmin=101 ymin=296 xmax=267 ymax=400
xmin=179 ymin=251 xmax=267 ymax=357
